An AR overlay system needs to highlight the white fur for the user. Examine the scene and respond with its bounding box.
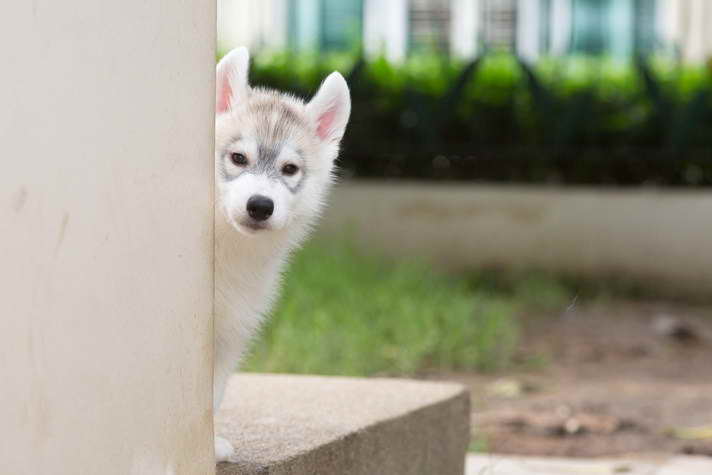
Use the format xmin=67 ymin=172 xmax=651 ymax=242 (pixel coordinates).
xmin=213 ymin=47 xmax=350 ymax=462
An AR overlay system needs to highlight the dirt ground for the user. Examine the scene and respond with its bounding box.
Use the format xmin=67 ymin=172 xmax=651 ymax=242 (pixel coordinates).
xmin=432 ymin=300 xmax=712 ymax=458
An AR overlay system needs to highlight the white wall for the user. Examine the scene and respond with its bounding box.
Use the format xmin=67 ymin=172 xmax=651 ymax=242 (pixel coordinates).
xmin=218 ymin=0 xmax=287 ymax=53
xmin=364 ymin=0 xmax=409 ymax=62
xmin=549 ymin=0 xmax=573 ymax=55
xmin=0 ymin=2 xmax=215 ymax=474
xmin=516 ymin=0 xmax=541 ymax=62
xmin=451 ymin=0 xmax=481 ymax=59
xmin=319 ymin=183 xmax=712 ymax=299
xmin=678 ymin=0 xmax=712 ymax=62
xmin=657 ymin=0 xmax=679 ymax=50
xmin=654 ymin=0 xmax=712 ymax=62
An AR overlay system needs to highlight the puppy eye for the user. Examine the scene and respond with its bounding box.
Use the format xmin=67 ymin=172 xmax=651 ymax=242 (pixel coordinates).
xmin=230 ymin=152 xmax=248 ymax=166
xmin=282 ymin=164 xmax=299 ymax=176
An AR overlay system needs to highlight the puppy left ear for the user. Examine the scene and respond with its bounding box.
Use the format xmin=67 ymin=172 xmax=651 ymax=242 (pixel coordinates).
xmin=216 ymin=47 xmax=250 ymax=115
xmin=306 ymin=72 xmax=351 ymax=144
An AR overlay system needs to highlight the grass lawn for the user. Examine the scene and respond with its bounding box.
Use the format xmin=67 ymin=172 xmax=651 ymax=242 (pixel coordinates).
xmin=244 ymin=239 xmax=573 ymax=376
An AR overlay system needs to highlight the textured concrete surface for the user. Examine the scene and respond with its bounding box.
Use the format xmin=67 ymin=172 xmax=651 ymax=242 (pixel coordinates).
xmin=216 ymin=374 xmax=470 ymax=475
xmin=466 ymin=454 xmax=712 ymax=474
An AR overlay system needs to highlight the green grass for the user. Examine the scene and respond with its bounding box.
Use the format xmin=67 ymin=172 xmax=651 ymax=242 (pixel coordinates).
xmin=244 ymin=240 xmax=521 ymax=376
xmin=464 ymin=269 xmax=573 ymax=312
xmin=243 ymin=238 xmax=702 ymax=377
xmin=468 ymin=434 xmax=490 ymax=453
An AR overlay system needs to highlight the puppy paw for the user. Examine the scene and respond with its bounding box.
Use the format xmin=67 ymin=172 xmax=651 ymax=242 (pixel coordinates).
xmin=215 ymin=435 xmax=235 ymax=462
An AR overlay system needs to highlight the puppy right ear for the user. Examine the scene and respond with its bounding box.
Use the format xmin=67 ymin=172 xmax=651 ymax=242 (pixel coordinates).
xmin=306 ymin=72 xmax=351 ymax=145
xmin=216 ymin=47 xmax=250 ymax=115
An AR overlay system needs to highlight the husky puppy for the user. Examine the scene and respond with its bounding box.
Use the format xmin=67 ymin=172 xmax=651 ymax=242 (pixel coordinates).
xmin=213 ymin=48 xmax=350 ymax=461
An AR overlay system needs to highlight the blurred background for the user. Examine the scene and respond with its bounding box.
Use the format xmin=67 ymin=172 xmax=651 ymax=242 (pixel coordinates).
xmin=219 ymin=0 xmax=712 ymax=459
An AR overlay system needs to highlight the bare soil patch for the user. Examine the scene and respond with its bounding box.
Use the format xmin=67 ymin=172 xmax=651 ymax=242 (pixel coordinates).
xmin=430 ymin=300 xmax=712 ymax=457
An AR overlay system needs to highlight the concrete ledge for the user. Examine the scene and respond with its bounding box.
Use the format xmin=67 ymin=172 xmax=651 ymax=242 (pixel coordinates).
xmin=319 ymin=181 xmax=712 ymax=298
xmin=216 ymin=374 xmax=470 ymax=475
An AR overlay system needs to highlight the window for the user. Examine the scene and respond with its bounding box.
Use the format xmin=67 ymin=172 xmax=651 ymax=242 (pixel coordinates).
xmin=539 ymin=0 xmax=552 ymax=54
xmin=481 ymin=0 xmax=517 ymax=51
xmin=320 ymin=0 xmax=363 ymax=51
xmin=571 ymin=0 xmax=610 ymax=55
xmin=570 ymin=0 xmax=657 ymax=56
xmin=633 ymin=0 xmax=657 ymax=53
xmin=409 ymin=0 xmax=451 ymax=54
xmin=288 ymin=0 xmax=363 ymax=52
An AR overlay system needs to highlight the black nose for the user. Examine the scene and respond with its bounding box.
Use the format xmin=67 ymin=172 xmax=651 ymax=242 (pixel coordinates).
xmin=246 ymin=195 xmax=274 ymax=222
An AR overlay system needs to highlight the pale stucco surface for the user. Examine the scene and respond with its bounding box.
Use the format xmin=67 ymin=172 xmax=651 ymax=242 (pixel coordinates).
xmin=319 ymin=182 xmax=712 ymax=297
xmin=0 ymin=2 xmax=215 ymax=474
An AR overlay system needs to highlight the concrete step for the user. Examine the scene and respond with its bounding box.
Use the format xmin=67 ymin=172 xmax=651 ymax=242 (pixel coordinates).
xmin=466 ymin=454 xmax=712 ymax=474
xmin=216 ymin=373 xmax=470 ymax=475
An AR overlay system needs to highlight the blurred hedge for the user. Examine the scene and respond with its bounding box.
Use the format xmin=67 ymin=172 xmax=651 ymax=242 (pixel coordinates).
xmin=238 ymin=52 xmax=712 ymax=186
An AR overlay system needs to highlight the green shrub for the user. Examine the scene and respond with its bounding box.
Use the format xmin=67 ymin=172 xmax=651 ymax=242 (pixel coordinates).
xmin=220 ymin=50 xmax=712 ymax=186
xmin=244 ymin=240 xmax=519 ymax=376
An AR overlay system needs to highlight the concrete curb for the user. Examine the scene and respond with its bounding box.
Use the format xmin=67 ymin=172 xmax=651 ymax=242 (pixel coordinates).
xmin=466 ymin=454 xmax=712 ymax=474
xmin=216 ymin=374 xmax=470 ymax=475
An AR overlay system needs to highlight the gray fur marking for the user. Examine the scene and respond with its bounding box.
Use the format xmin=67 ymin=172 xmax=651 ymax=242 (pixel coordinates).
xmin=250 ymin=98 xmax=308 ymax=192
xmin=219 ymin=96 xmax=309 ymax=192
xmin=257 ymin=144 xmax=280 ymax=177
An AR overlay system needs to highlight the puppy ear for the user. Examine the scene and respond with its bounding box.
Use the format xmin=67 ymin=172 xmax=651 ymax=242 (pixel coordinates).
xmin=216 ymin=47 xmax=250 ymax=115
xmin=306 ymin=72 xmax=351 ymax=144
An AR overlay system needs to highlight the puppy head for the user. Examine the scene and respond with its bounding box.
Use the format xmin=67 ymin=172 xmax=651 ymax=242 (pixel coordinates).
xmin=215 ymin=48 xmax=350 ymax=236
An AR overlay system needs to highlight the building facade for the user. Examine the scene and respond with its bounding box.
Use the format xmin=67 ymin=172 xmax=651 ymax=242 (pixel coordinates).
xmin=218 ymin=0 xmax=712 ymax=63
